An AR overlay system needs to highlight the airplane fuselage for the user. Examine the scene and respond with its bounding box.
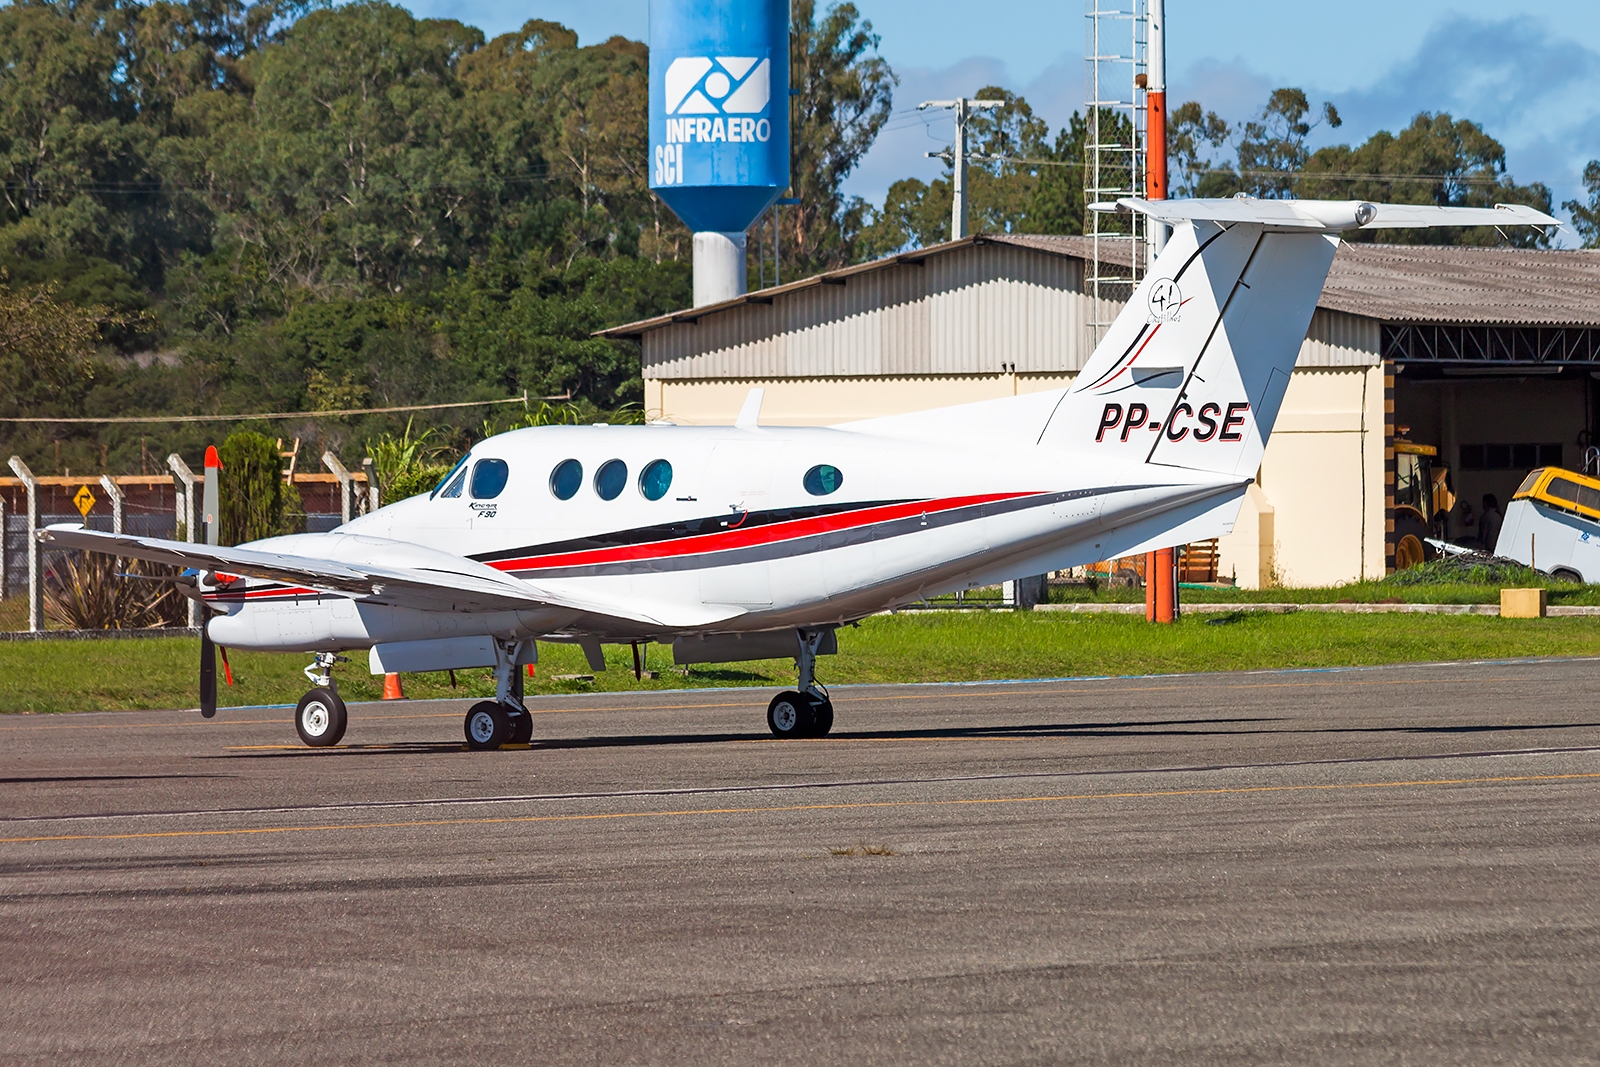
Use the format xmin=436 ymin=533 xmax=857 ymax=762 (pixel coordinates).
xmin=203 ymin=421 xmax=1241 ymax=653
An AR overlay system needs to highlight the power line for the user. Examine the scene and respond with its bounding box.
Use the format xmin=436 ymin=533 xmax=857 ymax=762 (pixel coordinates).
xmin=0 ymin=391 xmax=570 ymax=425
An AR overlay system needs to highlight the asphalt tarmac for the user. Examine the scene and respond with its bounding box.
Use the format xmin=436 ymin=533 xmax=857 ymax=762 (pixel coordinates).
xmin=4 ymin=658 xmax=1600 ymax=1065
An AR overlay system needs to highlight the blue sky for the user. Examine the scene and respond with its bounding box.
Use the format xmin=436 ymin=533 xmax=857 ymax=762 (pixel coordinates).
xmin=405 ymin=1 xmax=1600 ymax=232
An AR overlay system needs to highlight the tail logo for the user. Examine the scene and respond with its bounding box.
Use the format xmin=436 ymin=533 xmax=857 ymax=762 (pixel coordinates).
xmin=1147 ymin=279 xmax=1183 ymax=323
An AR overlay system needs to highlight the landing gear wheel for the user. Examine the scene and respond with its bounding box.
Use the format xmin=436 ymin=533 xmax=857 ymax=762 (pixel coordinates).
xmin=295 ymin=687 xmax=347 ymax=747
xmin=508 ymin=708 xmax=533 ymax=745
xmin=767 ymin=691 xmax=815 ymax=738
xmin=807 ymin=695 xmax=834 ymax=737
xmin=465 ymin=700 xmax=511 ymax=750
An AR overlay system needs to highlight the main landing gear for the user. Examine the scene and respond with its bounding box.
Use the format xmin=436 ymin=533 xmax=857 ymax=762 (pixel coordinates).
xmin=464 ymin=639 xmax=534 ymax=751
xmin=767 ymin=630 xmax=835 ymax=739
xmin=295 ymin=652 xmax=348 ymax=747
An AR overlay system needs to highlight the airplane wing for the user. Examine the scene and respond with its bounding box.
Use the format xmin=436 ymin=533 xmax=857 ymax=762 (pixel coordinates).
xmin=39 ymin=525 xmax=743 ymax=629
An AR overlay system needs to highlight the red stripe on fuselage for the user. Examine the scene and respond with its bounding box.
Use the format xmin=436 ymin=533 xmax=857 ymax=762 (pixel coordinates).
xmin=203 ymin=585 xmax=317 ymax=603
xmin=487 ymin=492 xmax=1037 ymax=574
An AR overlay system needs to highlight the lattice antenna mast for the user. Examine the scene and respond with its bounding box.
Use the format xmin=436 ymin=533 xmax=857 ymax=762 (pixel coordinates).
xmin=1085 ymin=0 xmax=1147 ymax=342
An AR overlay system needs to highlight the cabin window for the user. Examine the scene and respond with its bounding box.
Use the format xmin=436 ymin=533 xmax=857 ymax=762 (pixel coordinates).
xmin=803 ymin=464 xmax=844 ymax=496
xmin=432 ymin=456 xmax=468 ymax=499
xmin=470 ymin=458 xmax=509 ymax=500
xmin=639 ymin=459 xmax=673 ymax=501
xmin=549 ymin=459 xmax=582 ymax=500
xmin=595 ymin=459 xmax=628 ymax=501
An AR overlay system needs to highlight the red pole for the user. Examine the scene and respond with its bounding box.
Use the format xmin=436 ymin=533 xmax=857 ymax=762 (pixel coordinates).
xmin=1154 ymin=547 xmax=1175 ymax=623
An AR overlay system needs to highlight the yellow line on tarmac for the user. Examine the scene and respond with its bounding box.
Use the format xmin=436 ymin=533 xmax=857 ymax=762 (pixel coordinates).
xmin=4 ymin=772 xmax=1596 ymax=846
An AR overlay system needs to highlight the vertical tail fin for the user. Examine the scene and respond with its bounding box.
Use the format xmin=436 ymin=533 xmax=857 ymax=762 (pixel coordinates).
xmin=1043 ymin=219 xmax=1337 ymax=479
xmin=1043 ymin=197 xmax=1557 ymax=476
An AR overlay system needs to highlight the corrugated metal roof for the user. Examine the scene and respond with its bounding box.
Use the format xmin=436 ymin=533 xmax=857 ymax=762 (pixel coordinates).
xmin=599 ymin=233 xmax=1600 ymax=340
xmin=1318 ymin=243 xmax=1600 ymax=327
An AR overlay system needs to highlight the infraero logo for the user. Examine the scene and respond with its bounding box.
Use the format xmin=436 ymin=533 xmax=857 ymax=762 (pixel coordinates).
xmin=661 ymin=56 xmax=772 ymax=144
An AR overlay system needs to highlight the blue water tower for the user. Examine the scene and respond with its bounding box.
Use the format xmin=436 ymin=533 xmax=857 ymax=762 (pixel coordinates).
xmin=649 ymin=0 xmax=790 ymax=306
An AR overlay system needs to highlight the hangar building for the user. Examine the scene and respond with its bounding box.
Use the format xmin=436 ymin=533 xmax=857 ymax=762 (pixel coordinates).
xmin=601 ymin=236 xmax=1600 ymax=588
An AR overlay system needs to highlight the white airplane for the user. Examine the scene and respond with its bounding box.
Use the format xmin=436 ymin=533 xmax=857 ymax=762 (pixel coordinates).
xmin=44 ymin=198 xmax=1557 ymax=749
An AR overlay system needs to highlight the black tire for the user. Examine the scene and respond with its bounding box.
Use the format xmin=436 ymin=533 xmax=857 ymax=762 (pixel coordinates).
xmin=295 ymin=687 xmax=347 ymax=748
xmin=1392 ymin=513 xmax=1436 ymax=571
xmin=807 ymin=695 xmax=834 ymax=737
xmin=464 ymin=700 xmax=511 ymax=751
xmin=767 ymin=691 xmax=814 ymax=738
xmin=1551 ymin=567 xmax=1584 ymax=584
xmin=508 ymin=708 xmax=533 ymax=745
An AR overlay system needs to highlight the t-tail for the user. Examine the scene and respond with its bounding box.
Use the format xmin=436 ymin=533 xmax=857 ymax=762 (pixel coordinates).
xmin=1041 ymin=198 xmax=1559 ymax=482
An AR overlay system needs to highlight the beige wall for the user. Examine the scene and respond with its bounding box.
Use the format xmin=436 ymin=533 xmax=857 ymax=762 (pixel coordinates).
xmin=647 ymin=373 xmax=1076 ymax=426
xmin=653 ymin=366 xmax=1388 ymax=589
xmin=1252 ymin=366 xmax=1387 ymax=587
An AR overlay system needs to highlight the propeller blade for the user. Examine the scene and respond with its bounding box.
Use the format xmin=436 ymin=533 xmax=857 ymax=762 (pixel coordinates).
xmin=200 ymin=628 xmax=217 ymax=718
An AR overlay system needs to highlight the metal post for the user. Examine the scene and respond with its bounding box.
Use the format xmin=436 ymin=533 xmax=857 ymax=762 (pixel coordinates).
xmin=920 ymin=98 xmax=1003 ymax=241
xmin=202 ymin=446 xmax=221 ymax=546
xmin=323 ymin=452 xmax=353 ymax=525
xmin=952 ymin=97 xmax=969 ymax=239
xmin=168 ymin=454 xmax=199 ymax=627
xmin=1145 ymin=0 xmax=1168 ymax=262
xmin=99 ymin=475 xmax=125 ymax=534
xmin=8 ymin=457 xmax=41 ymax=632
xmin=362 ymin=457 xmax=379 ymax=513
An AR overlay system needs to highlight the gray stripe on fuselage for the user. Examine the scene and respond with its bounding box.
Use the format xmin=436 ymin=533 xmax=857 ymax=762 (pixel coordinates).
xmin=506 ymin=484 xmax=1161 ymax=580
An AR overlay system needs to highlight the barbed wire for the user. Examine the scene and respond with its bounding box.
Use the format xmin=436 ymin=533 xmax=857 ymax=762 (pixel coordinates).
xmin=0 ymin=391 xmax=569 ymax=425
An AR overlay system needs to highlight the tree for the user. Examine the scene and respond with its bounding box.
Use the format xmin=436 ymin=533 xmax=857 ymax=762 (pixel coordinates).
xmin=1563 ymin=160 xmax=1600 ymax=248
xmin=218 ymin=429 xmax=288 ymax=543
xmin=784 ymin=0 xmax=896 ymax=272
xmin=1168 ymin=101 xmax=1234 ymax=198
xmin=1236 ymin=88 xmax=1339 ymax=198
xmin=1024 ymin=112 xmax=1089 ymax=237
xmin=0 ymin=275 xmax=141 ymax=417
xmin=858 ymin=92 xmax=1092 ymax=254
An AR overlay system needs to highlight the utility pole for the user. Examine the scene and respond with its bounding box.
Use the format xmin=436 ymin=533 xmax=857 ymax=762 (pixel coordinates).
xmin=919 ymin=97 xmax=1003 ymax=239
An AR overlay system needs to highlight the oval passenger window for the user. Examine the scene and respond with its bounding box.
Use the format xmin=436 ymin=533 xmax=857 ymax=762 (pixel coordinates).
xmin=550 ymin=458 xmax=582 ymax=500
xmin=595 ymin=459 xmax=628 ymax=501
xmin=639 ymin=459 xmax=673 ymax=501
xmin=469 ymin=458 xmax=509 ymax=499
xmin=803 ymin=464 xmax=843 ymax=496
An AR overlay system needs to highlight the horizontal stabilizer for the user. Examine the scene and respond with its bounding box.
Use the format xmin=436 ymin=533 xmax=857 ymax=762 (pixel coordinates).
xmin=1094 ymin=197 xmax=1559 ymax=234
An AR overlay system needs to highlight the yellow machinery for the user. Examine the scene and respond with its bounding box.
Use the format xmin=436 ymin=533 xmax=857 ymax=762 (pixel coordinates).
xmin=1392 ymin=437 xmax=1456 ymax=570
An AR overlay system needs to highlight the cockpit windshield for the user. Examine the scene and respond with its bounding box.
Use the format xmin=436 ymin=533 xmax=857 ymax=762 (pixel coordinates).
xmin=430 ymin=455 xmax=469 ymax=499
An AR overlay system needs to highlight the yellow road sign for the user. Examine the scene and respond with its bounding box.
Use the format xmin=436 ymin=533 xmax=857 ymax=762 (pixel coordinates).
xmin=73 ymin=485 xmax=96 ymax=518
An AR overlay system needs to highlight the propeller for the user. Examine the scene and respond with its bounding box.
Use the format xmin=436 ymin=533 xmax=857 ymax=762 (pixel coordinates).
xmin=200 ymin=628 xmax=217 ymax=718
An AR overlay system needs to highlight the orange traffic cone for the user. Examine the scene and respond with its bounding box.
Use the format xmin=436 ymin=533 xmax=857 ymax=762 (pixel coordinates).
xmin=382 ymin=672 xmax=405 ymax=700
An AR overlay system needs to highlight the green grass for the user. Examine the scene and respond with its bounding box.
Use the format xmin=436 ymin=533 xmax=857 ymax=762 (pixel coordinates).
xmin=3 ymin=611 xmax=1599 ymax=714
xmin=1046 ymin=566 xmax=1600 ymax=606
